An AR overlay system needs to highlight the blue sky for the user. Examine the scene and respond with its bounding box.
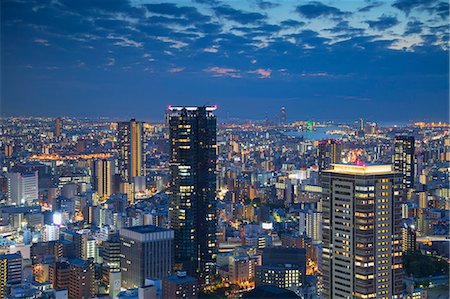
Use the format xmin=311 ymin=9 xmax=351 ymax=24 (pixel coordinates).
xmin=1 ymin=0 xmax=448 ymax=122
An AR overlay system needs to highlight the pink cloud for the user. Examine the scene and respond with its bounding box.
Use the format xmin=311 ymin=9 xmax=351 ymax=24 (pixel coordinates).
xmin=205 ymin=67 xmax=241 ymax=78
xmin=168 ymin=67 xmax=185 ymax=73
xmin=249 ymin=68 xmax=272 ymax=78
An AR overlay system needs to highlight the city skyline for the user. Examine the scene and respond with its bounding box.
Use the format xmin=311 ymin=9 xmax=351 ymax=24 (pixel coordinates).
xmin=1 ymin=0 xmax=448 ymax=121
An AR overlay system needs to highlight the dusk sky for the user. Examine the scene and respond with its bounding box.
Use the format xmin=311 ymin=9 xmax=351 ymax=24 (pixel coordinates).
xmin=1 ymin=0 xmax=448 ymax=122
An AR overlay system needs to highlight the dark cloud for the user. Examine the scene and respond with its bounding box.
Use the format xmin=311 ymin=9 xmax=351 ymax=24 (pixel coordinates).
xmin=405 ymin=20 xmax=423 ymax=35
xmin=325 ymin=21 xmax=365 ymax=35
xmin=427 ymin=2 xmax=449 ymax=19
xmin=256 ymin=1 xmax=280 ymax=10
xmin=213 ymin=5 xmax=267 ymax=24
xmin=392 ymin=0 xmax=438 ymax=14
xmin=280 ymin=19 xmax=305 ymax=28
xmin=296 ymin=1 xmax=350 ymax=19
xmin=358 ymin=1 xmax=383 ymax=12
xmin=366 ymin=15 xmax=399 ymax=30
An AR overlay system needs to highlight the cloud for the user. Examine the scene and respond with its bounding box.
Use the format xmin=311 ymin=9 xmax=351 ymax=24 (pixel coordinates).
xmin=301 ymin=72 xmax=330 ymax=77
xmin=296 ymin=2 xmax=350 ymax=19
xmin=405 ymin=20 xmax=423 ymax=35
xmin=280 ymin=19 xmax=305 ymax=28
xmin=427 ymin=2 xmax=449 ymax=19
xmin=249 ymin=68 xmax=272 ymax=78
xmin=168 ymin=67 xmax=185 ymax=73
xmin=366 ymin=15 xmax=399 ymax=31
xmin=144 ymin=3 xmax=210 ymax=23
xmin=213 ymin=5 xmax=267 ymax=24
xmin=392 ymin=0 xmax=438 ymax=14
xmin=256 ymin=1 xmax=280 ymax=10
xmin=204 ymin=66 xmax=241 ymax=78
xmin=358 ymin=1 xmax=383 ymax=12
xmin=34 ymin=38 xmax=50 ymax=46
xmin=156 ymin=36 xmax=188 ymax=49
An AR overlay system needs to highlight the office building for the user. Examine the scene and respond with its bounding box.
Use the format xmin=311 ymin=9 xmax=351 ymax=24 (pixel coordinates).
xmin=394 ymin=136 xmax=415 ymax=189
xmin=402 ymin=224 xmax=417 ymax=252
xmin=5 ymin=172 xmax=38 ymax=205
xmin=117 ymin=119 xmax=144 ymax=184
xmin=68 ymin=258 xmax=95 ymax=299
xmin=318 ymin=139 xmax=342 ymax=173
xmin=255 ymin=247 xmax=306 ymax=291
xmin=321 ymin=164 xmax=403 ymax=299
xmin=167 ymin=106 xmax=217 ymax=285
xmin=55 ymin=117 xmax=63 ymax=138
xmin=298 ymin=210 xmax=322 ymax=243
xmin=162 ymin=271 xmax=198 ymax=299
xmin=0 ymin=253 xmax=22 ymax=298
xmin=101 ymin=235 xmax=121 ymax=282
xmin=95 ymin=159 xmax=114 ymax=200
xmin=119 ymin=225 xmax=174 ymax=289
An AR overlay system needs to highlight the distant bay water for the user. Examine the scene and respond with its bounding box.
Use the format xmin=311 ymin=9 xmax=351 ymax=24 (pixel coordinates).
xmin=284 ymin=125 xmax=345 ymax=141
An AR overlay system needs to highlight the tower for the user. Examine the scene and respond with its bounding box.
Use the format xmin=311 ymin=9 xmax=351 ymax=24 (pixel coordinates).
xmin=167 ymin=106 xmax=217 ymax=286
xmin=394 ymin=136 xmax=415 ymax=189
xmin=321 ymin=164 xmax=403 ymax=299
xmin=318 ymin=139 xmax=342 ymax=173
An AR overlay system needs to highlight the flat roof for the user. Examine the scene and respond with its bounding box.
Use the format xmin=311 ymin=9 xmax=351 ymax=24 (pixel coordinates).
xmin=324 ymin=163 xmax=395 ymax=175
xmin=122 ymin=225 xmax=170 ymax=234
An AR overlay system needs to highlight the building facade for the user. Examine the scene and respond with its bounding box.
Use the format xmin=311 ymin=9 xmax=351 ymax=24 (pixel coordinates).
xmin=119 ymin=225 xmax=174 ymax=289
xmin=394 ymin=136 xmax=415 ymax=189
xmin=167 ymin=106 xmax=217 ymax=285
xmin=321 ymin=164 xmax=403 ymax=299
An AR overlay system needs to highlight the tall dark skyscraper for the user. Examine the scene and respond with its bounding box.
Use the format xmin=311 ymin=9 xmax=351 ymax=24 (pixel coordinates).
xmin=394 ymin=135 xmax=415 ymax=189
xmin=321 ymin=164 xmax=403 ymax=299
xmin=167 ymin=106 xmax=217 ymax=286
xmin=318 ymin=139 xmax=342 ymax=173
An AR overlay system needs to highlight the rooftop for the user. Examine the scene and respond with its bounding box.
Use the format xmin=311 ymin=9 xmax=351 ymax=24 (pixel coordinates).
xmin=324 ymin=163 xmax=395 ymax=175
xmin=122 ymin=225 xmax=170 ymax=234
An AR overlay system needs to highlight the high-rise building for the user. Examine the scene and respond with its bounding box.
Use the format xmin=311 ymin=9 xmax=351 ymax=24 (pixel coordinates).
xmin=5 ymin=171 xmax=38 ymax=205
xmin=0 ymin=253 xmax=22 ymax=298
xmin=402 ymin=224 xmax=417 ymax=252
xmin=394 ymin=136 xmax=415 ymax=189
xmin=68 ymin=258 xmax=95 ymax=299
xmin=321 ymin=164 xmax=403 ymax=299
xmin=55 ymin=117 xmax=63 ymax=138
xmin=117 ymin=119 xmax=144 ymax=184
xmin=318 ymin=139 xmax=342 ymax=173
xmin=167 ymin=106 xmax=217 ymax=286
xmin=280 ymin=107 xmax=287 ymax=126
xmin=95 ymin=159 xmax=114 ymax=200
xmin=298 ymin=210 xmax=322 ymax=243
xmin=119 ymin=225 xmax=174 ymax=289
xmin=162 ymin=271 xmax=198 ymax=299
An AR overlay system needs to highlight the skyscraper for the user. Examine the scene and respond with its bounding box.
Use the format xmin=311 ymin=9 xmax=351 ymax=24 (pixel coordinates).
xmin=0 ymin=253 xmax=22 ymax=298
xmin=5 ymin=171 xmax=38 ymax=205
xmin=167 ymin=106 xmax=217 ymax=286
xmin=321 ymin=164 xmax=403 ymax=299
xmin=318 ymin=139 xmax=342 ymax=173
xmin=95 ymin=159 xmax=114 ymax=200
xmin=55 ymin=117 xmax=63 ymax=138
xmin=117 ymin=119 xmax=144 ymax=184
xmin=394 ymin=135 xmax=415 ymax=189
xmin=119 ymin=225 xmax=174 ymax=289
